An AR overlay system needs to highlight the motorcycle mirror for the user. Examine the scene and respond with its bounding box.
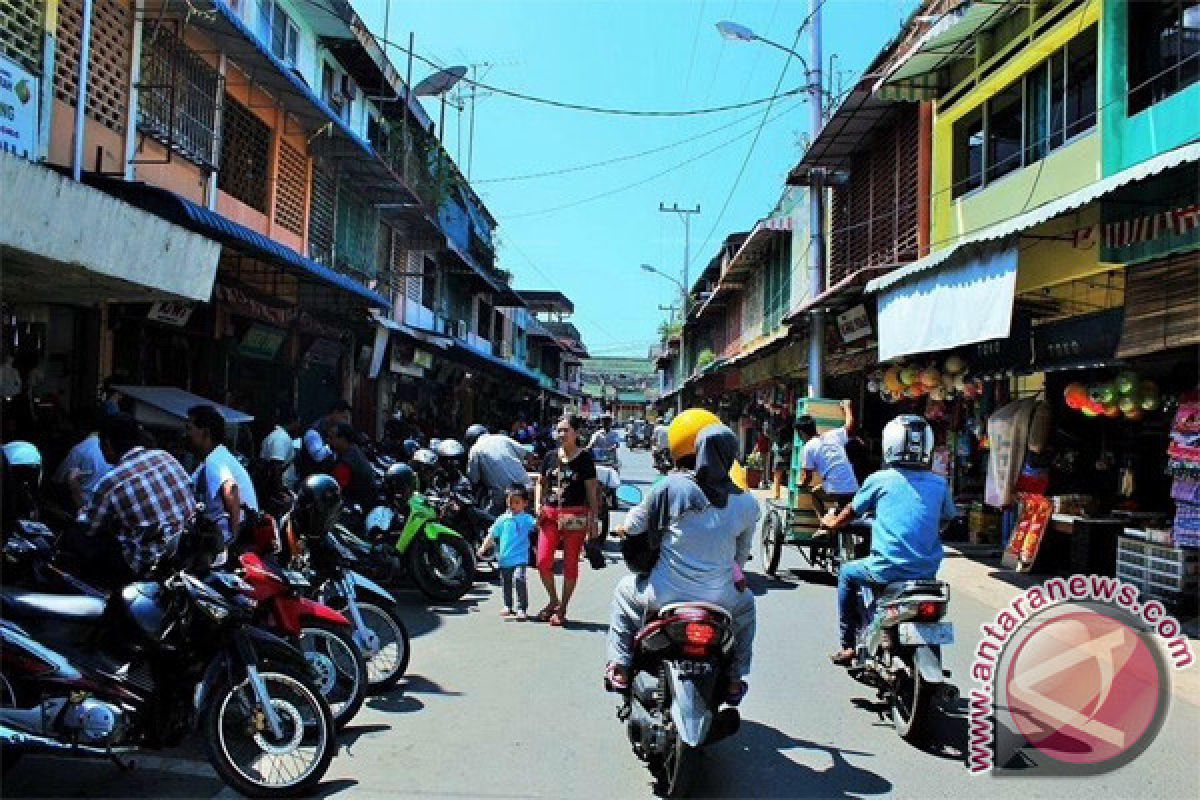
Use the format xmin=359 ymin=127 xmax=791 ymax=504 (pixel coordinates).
xmin=615 ymin=484 xmax=643 ymax=507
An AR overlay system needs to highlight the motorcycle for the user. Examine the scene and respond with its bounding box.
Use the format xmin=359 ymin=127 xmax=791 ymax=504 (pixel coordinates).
xmin=842 ymin=519 xmax=957 ymax=741
xmin=0 ymin=531 xmax=336 ymax=797
xmin=301 ymin=528 xmax=411 ymax=693
xmin=652 ymin=449 xmax=673 ymax=475
xmin=235 ymin=552 xmax=367 ymax=731
xmin=341 ymin=492 xmax=476 ymax=603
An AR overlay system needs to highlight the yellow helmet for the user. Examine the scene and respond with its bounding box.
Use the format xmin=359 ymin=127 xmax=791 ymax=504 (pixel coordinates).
xmin=667 ymin=408 xmax=722 ymax=462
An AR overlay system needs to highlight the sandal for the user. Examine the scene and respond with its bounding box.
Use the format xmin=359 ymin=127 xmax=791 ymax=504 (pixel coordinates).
xmin=829 ymin=649 xmax=855 ymax=667
xmin=535 ymin=603 xmax=559 ymax=622
xmin=549 ymin=609 xmax=567 ymax=627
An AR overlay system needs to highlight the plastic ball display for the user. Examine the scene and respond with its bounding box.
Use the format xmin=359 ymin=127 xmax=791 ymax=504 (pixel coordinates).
xmin=920 ymin=367 xmax=941 ymax=388
xmin=1089 ymin=383 xmax=1116 ymax=405
xmin=1115 ymin=371 xmax=1138 ymax=395
xmin=900 ymin=367 xmax=919 ymax=386
xmin=1063 ymin=382 xmax=1088 ymax=410
xmin=1118 ymin=395 xmax=1138 ymax=413
xmin=943 ymin=355 xmax=966 ymax=375
xmin=884 ymin=366 xmax=902 ymax=391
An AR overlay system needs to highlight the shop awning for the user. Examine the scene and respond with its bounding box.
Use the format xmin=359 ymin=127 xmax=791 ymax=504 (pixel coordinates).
xmin=371 ymin=312 xmax=452 ymax=349
xmin=447 ymin=341 xmax=541 ymax=387
xmin=114 ymin=385 xmax=254 ymax=427
xmin=90 ymin=177 xmax=390 ymax=310
xmin=875 ymin=0 xmax=1017 ymax=100
xmin=1 ymin=153 xmax=220 ymax=304
xmin=876 ymin=243 xmax=1018 ymax=361
xmin=726 ymin=329 xmax=792 ymax=367
xmin=867 ymin=141 xmax=1200 ymax=295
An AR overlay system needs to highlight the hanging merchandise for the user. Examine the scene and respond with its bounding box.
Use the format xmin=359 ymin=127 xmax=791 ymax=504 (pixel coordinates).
xmin=868 ymin=355 xmax=975 ymax=406
xmin=1062 ymin=373 xmax=1163 ymax=419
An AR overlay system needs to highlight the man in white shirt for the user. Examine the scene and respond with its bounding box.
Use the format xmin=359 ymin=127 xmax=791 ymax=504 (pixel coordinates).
xmin=54 ymin=417 xmax=112 ymax=509
xmin=186 ymin=404 xmax=259 ymax=544
xmin=797 ymin=399 xmax=860 ymax=511
xmin=260 ymin=406 xmax=298 ymax=489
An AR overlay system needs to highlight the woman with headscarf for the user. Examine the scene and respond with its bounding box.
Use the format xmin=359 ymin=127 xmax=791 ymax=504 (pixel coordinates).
xmin=606 ymin=410 xmax=761 ymax=703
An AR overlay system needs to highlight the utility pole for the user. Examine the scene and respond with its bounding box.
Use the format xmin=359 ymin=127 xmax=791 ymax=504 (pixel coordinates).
xmin=659 ymin=202 xmax=700 ymax=413
xmin=806 ymin=0 xmax=826 ymax=398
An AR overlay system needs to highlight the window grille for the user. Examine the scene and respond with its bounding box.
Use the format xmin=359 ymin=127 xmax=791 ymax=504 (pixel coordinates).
xmin=137 ymin=22 xmax=219 ymax=168
xmin=334 ymin=183 xmax=378 ymax=278
xmin=273 ymin=137 xmax=307 ymax=236
xmin=1 ymin=0 xmax=43 ymax=74
xmin=217 ymin=94 xmax=270 ymax=213
xmin=308 ymin=160 xmax=336 ymax=264
xmin=55 ymin=0 xmax=130 ymax=135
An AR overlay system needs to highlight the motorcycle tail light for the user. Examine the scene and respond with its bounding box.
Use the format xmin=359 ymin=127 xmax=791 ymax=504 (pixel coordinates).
xmin=915 ymin=601 xmax=945 ymax=621
xmin=683 ymin=622 xmax=718 ymax=646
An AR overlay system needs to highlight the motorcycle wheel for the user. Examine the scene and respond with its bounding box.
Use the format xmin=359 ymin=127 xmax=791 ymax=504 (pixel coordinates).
xmin=410 ymin=534 xmax=476 ymax=602
xmin=891 ymin=652 xmax=931 ymax=742
xmin=299 ymin=621 xmax=367 ymax=731
xmin=0 ymin=671 xmax=20 ymax=774
xmin=202 ymin=664 xmax=335 ymax=798
xmin=760 ymin=510 xmax=784 ymax=577
xmin=654 ymin=730 xmax=699 ymax=798
xmin=356 ymin=601 xmax=411 ymax=693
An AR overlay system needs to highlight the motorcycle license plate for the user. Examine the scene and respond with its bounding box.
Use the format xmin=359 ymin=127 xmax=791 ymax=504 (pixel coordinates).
xmin=898 ymin=622 xmax=954 ymax=646
xmin=676 ymin=660 xmax=713 ymax=678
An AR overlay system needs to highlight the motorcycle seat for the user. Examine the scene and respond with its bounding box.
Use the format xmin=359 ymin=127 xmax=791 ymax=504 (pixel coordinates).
xmin=0 ymin=588 xmax=106 ymax=621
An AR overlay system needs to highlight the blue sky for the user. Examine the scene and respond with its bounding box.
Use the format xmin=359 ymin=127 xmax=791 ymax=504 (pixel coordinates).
xmin=353 ymin=1 xmax=919 ymax=356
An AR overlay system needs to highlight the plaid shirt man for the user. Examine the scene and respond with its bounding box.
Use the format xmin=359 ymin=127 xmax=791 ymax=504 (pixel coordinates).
xmin=80 ymin=446 xmax=196 ymax=575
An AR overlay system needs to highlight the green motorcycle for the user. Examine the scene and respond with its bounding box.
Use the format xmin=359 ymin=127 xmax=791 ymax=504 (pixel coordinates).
xmin=339 ymin=492 xmax=477 ymax=603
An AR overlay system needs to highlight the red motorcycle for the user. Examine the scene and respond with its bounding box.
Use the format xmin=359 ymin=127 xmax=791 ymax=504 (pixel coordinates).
xmin=237 ymin=552 xmax=367 ymax=731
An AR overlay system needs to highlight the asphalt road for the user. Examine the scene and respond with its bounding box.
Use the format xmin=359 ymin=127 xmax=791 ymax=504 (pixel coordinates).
xmin=7 ymin=447 xmax=1200 ymax=798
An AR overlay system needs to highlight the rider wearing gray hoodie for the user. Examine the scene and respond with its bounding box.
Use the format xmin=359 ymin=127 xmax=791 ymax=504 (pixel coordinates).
xmin=606 ymin=424 xmax=760 ymax=699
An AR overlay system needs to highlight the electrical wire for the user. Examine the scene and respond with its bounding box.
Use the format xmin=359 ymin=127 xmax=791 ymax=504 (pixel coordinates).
xmin=472 ymin=105 xmax=775 ymax=184
xmin=503 ymin=98 xmax=806 ymax=218
xmin=291 ymin=0 xmax=808 ymax=117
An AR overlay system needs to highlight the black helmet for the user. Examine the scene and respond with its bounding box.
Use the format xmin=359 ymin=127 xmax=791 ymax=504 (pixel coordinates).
xmin=292 ymin=474 xmax=342 ymax=541
xmin=435 ymin=438 xmax=466 ymax=462
xmin=402 ymin=438 xmax=421 ymax=460
xmin=464 ymin=424 xmax=488 ymax=449
xmin=384 ymin=463 xmax=416 ymax=497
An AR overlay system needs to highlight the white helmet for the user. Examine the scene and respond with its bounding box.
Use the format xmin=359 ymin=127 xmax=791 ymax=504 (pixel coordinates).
xmin=881 ymin=415 xmax=934 ymax=469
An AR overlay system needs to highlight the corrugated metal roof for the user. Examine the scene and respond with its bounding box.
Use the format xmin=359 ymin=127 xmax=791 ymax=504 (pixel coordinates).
xmin=867 ymin=142 xmax=1200 ymax=294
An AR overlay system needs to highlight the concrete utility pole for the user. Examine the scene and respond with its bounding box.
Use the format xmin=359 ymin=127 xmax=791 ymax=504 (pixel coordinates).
xmin=806 ymin=0 xmax=826 ymax=398
xmin=658 ymin=202 xmax=700 ymax=413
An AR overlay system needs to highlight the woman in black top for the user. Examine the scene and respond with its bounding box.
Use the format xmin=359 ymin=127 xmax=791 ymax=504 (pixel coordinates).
xmin=534 ymin=414 xmax=601 ymax=626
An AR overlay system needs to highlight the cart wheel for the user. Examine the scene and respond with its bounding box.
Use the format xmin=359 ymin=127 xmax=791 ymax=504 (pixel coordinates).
xmin=761 ymin=510 xmax=784 ymax=577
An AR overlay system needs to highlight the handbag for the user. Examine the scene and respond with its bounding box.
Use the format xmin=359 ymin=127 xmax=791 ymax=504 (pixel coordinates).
xmin=621 ymin=482 xmax=670 ymax=575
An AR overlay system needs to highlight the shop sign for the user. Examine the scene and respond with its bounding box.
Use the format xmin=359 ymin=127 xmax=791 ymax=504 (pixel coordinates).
xmin=0 ymin=55 xmax=39 ymax=161
xmin=295 ymin=311 xmax=347 ymax=341
xmin=970 ymin=313 xmax=1032 ymax=376
xmin=239 ymin=323 xmax=286 ymax=360
xmin=837 ymin=305 xmax=872 ymax=343
xmin=215 ymin=283 xmax=294 ymax=328
xmin=1031 ymin=308 xmax=1123 ymax=369
xmin=147 ymin=300 xmax=194 ymax=327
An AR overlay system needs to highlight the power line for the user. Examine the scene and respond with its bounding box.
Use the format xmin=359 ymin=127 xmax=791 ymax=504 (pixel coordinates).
xmin=471 ymin=105 xmax=773 ymax=184
xmin=502 ymin=98 xmax=805 ymax=219
xmin=293 ymin=0 xmax=809 ymax=117
xmin=690 ymin=26 xmax=805 ymax=265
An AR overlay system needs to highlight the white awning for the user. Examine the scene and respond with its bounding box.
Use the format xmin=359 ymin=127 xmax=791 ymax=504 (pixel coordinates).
xmin=867 ymin=141 xmax=1200 ymax=294
xmin=0 ymin=152 xmax=220 ymax=303
xmin=876 ymin=243 xmax=1018 ymax=361
xmin=114 ymin=386 xmax=254 ymax=427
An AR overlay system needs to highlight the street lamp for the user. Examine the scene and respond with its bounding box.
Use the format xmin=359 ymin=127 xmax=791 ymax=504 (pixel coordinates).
xmin=642 ymin=264 xmax=687 ymax=413
xmin=717 ymin=4 xmax=828 ymax=398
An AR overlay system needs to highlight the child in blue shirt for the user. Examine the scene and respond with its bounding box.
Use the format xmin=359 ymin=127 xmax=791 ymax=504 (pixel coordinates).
xmin=478 ymin=484 xmax=536 ymax=620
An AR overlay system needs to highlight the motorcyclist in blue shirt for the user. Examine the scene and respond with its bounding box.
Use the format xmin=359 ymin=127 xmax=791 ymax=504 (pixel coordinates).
xmin=820 ymin=415 xmax=957 ymax=666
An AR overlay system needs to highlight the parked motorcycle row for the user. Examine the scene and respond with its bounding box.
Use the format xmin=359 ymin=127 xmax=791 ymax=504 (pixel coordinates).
xmin=0 ymin=438 xmax=501 ymax=797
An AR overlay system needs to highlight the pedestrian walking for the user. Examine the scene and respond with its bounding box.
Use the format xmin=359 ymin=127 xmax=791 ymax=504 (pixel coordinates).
xmin=534 ymin=414 xmax=601 ymax=627
xmin=477 ymin=484 xmax=536 ymax=621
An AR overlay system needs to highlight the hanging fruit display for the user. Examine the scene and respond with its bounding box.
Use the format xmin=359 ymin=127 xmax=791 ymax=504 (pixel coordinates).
xmin=867 ymin=355 xmax=975 ymax=405
xmin=1062 ymin=373 xmax=1162 ymax=419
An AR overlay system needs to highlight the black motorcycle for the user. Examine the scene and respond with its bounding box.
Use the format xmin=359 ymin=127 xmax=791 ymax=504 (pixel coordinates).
xmin=0 ymin=529 xmax=336 ymax=797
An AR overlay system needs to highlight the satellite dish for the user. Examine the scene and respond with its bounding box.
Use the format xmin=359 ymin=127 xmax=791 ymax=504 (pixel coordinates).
xmin=716 ymin=21 xmax=757 ymax=42
xmin=414 ymin=66 xmax=468 ymax=97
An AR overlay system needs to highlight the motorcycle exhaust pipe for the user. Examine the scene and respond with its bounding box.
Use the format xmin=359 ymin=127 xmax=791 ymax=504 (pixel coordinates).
xmin=0 ymin=722 xmax=128 ymax=758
